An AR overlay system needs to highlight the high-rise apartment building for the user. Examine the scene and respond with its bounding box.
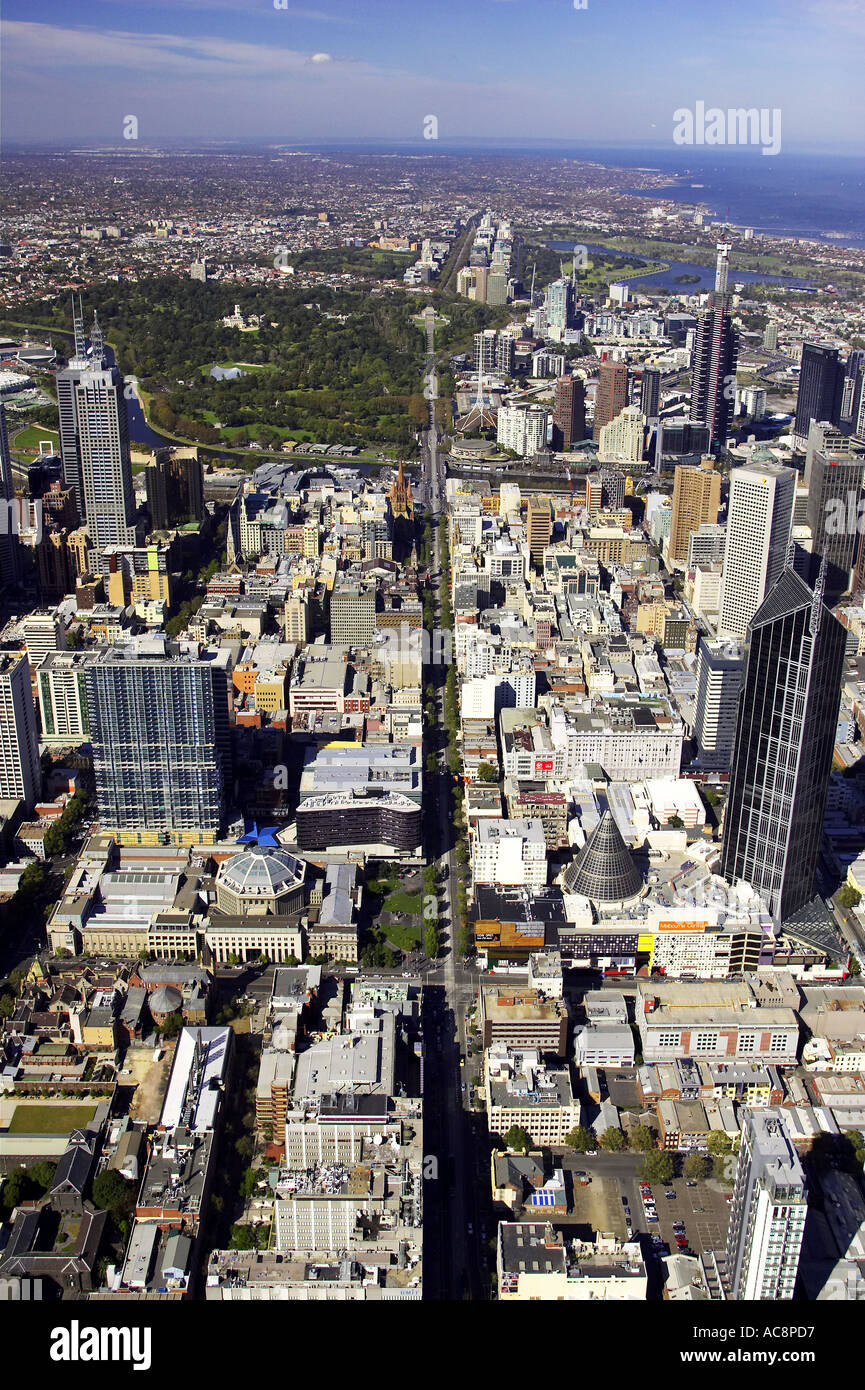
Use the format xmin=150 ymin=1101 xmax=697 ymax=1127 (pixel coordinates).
xmin=718 ymin=463 xmax=795 ymax=640
xmin=544 ymin=277 xmax=575 ymax=333
xmin=693 ymin=638 xmax=744 ymax=770
xmin=667 ymin=456 xmax=721 ymax=567
xmin=496 ymin=332 xmax=515 ymax=376
xmin=473 ymin=329 xmax=499 ymax=376
xmin=720 ymin=564 xmax=845 ymax=923
xmin=552 ymin=374 xmax=586 ymax=450
xmin=497 ymin=405 xmax=550 ymax=458
xmin=762 ymin=322 xmax=779 ymax=352
xmin=725 ymin=1109 xmax=808 ymax=1301
xmin=86 ymin=639 xmax=232 ymax=842
xmin=689 ymin=243 xmax=739 ymax=448
xmin=593 ymin=362 xmax=628 ymax=441
xmin=37 ymin=651 xmax=92 ymax=747
xmin=0 ymin=654 xmax=41 ymax=811
xmin=793 ymin=342 xmax=844 ymax=444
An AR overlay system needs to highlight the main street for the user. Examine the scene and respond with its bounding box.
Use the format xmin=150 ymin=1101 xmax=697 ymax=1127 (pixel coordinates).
xmin=419 ymin=310 xmax=492 ymax=1298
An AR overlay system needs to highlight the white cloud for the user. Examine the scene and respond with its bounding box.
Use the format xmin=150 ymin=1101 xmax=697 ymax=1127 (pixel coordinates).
xmin=310 ymin=52 xmax=332 ymax=63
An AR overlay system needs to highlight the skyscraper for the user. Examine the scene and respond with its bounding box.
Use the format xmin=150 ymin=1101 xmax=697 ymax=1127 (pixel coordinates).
xmin=720 ymin=563 xmax=845 ymax=923
xmin=0 ymin=653 xmax=41 ymax=812
xmin=667 ymin=455 xmax=721 ymax=567
xmin=145 ymin=450 xmax=204 ymax=531
xmin=793 ymin=341 xmax=844 ymax=444
xmin=718 ymin=463 xmax=795 ymax=640
xmin=544 ymin=277 xmax=575 ymax=333
xmin=640 ymin=366 xmax=661 ymax=420
xmin=473 ymin=329 xmax=498 ymax=375
xmin=0 ymin=404 xmax=21 ymax=589
xmin=526 ymin=498 xmax=552 ymax=567
xmin=496 ymin=332 xmax=515 ymax=376
xmin=552 ymin=374 xmax=586 ymax=450
xmin=725 ymin=1109 xmax=808 ymax=1301
xmin=592 ymin=361 xmax=628 ymax=441
xmin=56 ymin=306 xmax=137 ymax=552
xmin=804 ymin=420 xmax=865 ymax=605
xmin=330 ymin=583 xmax=376 ymax=645
xmin=86 ymin=638 xmax=232 ymax=841
xmin=597 ymin=405 xmax=645 ymax=464
xmin=689 ymin=243 xmax=739 ymax=448
xmin=840 ymin=349 xmax=865 ymax=427
xmin=693 ymin=638 xmax=744 ymax=770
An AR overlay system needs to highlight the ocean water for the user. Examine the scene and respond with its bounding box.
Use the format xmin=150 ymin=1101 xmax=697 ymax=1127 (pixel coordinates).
xmin=311 ymin=142 xmax=865 ymax=251
xmin=558 ymin=146 xmax=865 ymax=250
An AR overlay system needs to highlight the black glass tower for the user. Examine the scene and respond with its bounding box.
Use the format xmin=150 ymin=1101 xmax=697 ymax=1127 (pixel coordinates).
xmin=689 ymin=244 xmax=739 ymax=448
xmin=720 ymin=564 xmax=845 ymax=923
xmin=793 ymin=342 xmax=844 ymax=441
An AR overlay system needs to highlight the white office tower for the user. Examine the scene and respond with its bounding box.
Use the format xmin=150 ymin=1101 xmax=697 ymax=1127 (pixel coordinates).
xmin=693 ymin=639 xmax=744 ymax=770
xmin=718 ymin=463 xmax=795 ymax=640
xmin=725 ymin=1109 xmax=807 ymax=1300
xmin=0 ymin=654 xmax=41 ymax=812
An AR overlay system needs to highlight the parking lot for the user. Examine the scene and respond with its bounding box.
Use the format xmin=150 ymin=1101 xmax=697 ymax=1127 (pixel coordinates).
xmin=626 ymin=1176 xmax=732 ymax=1257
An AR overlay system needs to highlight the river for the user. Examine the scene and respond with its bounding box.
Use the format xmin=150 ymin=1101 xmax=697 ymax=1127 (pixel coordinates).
xmin=546 ymin=241 xmax=815 ymax=293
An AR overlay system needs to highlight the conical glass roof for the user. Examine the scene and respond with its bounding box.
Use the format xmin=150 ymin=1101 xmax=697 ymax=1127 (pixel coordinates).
xmin=563 ymin=810 xmax=643 ymax=904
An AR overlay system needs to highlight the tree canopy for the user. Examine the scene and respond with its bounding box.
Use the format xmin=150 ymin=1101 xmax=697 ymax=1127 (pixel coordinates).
xmin=639 ymin=1150 xmax=675 ymax=1183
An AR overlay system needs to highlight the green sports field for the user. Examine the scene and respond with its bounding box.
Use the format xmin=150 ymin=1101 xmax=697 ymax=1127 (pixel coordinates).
xmin=6 ymin=1103 xmax=98 ymax=1135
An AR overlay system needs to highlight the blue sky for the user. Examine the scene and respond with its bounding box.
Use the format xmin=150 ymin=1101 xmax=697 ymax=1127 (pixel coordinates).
xmin=3 ymin=0 xmax=865 ymax=150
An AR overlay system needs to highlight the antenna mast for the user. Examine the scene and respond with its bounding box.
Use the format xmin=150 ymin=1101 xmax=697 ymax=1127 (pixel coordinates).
xmin=72 ymin=295 xmax=86 ymax=359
